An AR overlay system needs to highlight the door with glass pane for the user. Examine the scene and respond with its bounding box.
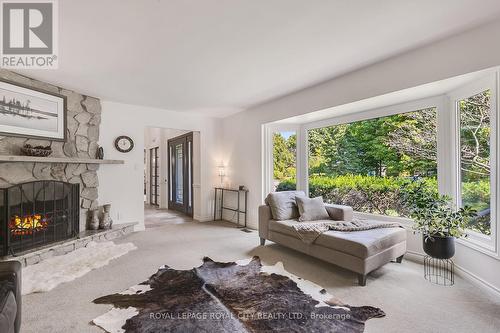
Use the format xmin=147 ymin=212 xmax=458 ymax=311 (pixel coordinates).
xmin=168 ymin=133 xmax=193 ymax=216
xmin=149 ymin=147 xmax=159 ymax=206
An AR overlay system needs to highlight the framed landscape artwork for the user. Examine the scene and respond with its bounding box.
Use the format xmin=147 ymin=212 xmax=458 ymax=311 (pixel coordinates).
xmin=0 ymin=79 xmax=66 ymax=141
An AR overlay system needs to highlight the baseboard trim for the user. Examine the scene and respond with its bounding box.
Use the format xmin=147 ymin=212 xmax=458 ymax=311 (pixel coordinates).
xmin=406 ymin=250 xmax=500 ymax=297
xmin=193 ymin=215 xmax=213 ymax=222
xmin=454 ymin=263 xmax=500 ymax=296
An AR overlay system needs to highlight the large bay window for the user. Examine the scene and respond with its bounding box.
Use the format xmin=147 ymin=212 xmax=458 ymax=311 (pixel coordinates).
xmin=264 ymin=70 xmax=499 ymax=255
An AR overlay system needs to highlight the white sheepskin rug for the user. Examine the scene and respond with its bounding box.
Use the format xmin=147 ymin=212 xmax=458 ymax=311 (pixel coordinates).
xmin=22 ymin=241 xmax=137 ymax=295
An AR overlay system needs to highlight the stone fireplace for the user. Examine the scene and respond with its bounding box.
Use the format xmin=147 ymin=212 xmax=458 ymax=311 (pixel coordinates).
xmin=0 ymin=72 xmax=131 ymax=265
xmin=0 ymin=180 xmax=80 ymax=256
xmin=0 ymin=69 xmax=102 ymax=233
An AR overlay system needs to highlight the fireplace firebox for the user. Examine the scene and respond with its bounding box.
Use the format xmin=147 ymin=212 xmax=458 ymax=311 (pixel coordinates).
xmin=0 ymin=181 xmax=80 ymax=256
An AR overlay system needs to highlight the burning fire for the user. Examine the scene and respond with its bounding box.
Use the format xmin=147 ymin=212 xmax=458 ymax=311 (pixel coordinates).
xmin=9 ymin=214 xmax=49 ymax=236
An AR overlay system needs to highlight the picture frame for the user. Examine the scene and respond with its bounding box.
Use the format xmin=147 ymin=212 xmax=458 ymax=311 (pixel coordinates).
xmin=0 ymin=78 xmax=66 ymax=141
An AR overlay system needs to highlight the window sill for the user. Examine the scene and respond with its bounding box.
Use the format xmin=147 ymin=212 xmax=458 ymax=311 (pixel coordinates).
xmin=456 ymin=235 xmax=499 ymax=260
xmin=353 ymin=212 xmax=413 ymax=226
xmin=353 ymin=211 xmax=500 ymax=259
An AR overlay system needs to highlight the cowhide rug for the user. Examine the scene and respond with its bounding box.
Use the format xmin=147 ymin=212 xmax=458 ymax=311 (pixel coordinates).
xmin=93 ymin=256 xmax=384 ymax=333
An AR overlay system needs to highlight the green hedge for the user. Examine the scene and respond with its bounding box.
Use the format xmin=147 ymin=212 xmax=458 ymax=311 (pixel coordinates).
xmin=276 ymin=175 xmax=490 ymax=234
xmin=277 ymin=175 xmax=437 ymax=216
xmin=313 ymin=175 xmax=438 ymax=216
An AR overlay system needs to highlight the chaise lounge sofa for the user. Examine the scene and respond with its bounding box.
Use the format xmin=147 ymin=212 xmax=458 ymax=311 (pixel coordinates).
xmin=259 ymin=191 xmax=406 ymax=286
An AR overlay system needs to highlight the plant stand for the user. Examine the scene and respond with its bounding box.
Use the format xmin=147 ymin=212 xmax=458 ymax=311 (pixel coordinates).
xmin=424 ymin=255 xmax=454 ymax=286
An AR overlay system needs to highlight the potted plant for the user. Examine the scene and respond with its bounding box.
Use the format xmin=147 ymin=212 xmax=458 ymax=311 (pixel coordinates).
xmin=402 ymin=181 xmax=476 ymax=259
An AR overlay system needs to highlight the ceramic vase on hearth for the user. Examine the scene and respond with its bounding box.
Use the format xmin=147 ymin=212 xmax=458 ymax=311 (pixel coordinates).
xmin=89 ymin=209 xmax=99 ymax=230
xmin=100 ymin=204 xmax=113 ymax=229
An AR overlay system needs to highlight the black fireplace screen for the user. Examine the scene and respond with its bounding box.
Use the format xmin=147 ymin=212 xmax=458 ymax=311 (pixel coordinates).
xmin=0 ymin=180 xmax=80 ymax=256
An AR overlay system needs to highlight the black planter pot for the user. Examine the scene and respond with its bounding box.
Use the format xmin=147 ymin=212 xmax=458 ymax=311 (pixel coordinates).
xmin=422 ymin=235 xmax=455 ymax=259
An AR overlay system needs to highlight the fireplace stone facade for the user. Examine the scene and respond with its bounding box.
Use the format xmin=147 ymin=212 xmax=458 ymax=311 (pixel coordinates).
xmin=0 ymin=69 xmax=102 ymax=231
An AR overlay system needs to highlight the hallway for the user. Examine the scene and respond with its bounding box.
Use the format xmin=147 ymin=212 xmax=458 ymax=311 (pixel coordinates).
xmin=144 ymin=204 xmax=193 ymax=228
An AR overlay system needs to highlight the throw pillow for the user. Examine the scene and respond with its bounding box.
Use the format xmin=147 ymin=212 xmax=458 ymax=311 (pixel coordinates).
xmin=265 ymin=191 xmax=306 ymax=220
xmin=296 ymin=196 xmax=330 ymax=222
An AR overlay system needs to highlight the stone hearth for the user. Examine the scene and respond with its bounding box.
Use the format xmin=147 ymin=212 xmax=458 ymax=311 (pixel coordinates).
xmin=10 ymin=222 xmax=136 ymax=267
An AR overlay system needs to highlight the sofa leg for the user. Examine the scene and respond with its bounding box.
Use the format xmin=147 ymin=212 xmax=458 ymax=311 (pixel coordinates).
xmin=358 ymin=274 xmax=367 ymax=286
xmin=260 ymin=238 xmax=265 ymax=246
xmin=396 ymin=255 xmax=404 ymax=263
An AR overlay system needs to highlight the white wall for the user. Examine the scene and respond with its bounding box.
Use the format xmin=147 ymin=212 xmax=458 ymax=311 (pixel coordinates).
xmin=98 ymin=101 xmax=222 ymax=230
xmin=221 ymin=19 xmax=500 ymax=293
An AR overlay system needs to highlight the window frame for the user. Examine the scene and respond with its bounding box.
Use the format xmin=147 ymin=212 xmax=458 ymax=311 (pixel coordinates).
xmin=447 ymin=74 xmax=499 ymax=255
xmin=262 ymin=123 xmax=302 ymax=198
xmin=302 ymin=96 xmax=445 ymax=225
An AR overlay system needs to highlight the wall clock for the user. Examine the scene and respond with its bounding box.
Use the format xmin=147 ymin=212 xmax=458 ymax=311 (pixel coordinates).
xmin=114 ymin=136 xmax=134 ymax=153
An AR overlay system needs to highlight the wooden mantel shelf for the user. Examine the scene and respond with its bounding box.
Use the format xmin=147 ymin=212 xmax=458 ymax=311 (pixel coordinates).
xmin=0 ymin=155 xmax=124 ymax=164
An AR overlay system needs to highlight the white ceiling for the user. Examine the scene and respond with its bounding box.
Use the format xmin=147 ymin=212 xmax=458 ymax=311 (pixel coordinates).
xmin=276 ymin=67 xmax=497 ymax=125
xmin=18 ymin=0 xmax=500 ymax=117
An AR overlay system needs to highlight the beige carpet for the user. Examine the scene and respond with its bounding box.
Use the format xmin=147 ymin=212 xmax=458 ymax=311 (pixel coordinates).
xmin=22 ymin=207 xmax=500 ymax=333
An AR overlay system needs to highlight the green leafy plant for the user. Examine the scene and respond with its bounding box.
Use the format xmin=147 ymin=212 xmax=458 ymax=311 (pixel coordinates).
xmin=401 ymin=180 xmax=476 ymax=238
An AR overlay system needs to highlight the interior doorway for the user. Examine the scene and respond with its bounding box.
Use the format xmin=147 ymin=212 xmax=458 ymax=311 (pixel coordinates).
xmin=144 ymin=127 xmax=199 ymax=220
xmin=168 ymin=132 xmax=193 ymax=216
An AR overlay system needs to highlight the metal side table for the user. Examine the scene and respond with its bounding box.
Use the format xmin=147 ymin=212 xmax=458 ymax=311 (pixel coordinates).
xmin=214 ymin=187 xmax=249 ymax=230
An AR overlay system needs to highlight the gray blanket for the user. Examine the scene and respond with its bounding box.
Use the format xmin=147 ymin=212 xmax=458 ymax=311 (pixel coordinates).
xmin=292 ymin=218 xmax=401 ymax=244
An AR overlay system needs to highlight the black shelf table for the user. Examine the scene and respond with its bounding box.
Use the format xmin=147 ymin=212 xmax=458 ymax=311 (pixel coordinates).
xmin=214 ymin=187 xmax=248 ymax=229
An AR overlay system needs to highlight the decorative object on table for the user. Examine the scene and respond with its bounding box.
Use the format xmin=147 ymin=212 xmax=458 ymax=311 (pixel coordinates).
xmin=89 ymin=209 xmax=100 ymax=230
xmin=114 ymin=135 xmax=134 ymax=153
xmin=100 ymin=204 xmax=113 ymax=229
xmin=217 ymin=163 xmax=226 ymax=186
xmin=20 ymin=144 xmax=52 ymax=157
xmin=0 ymin=79 xmax=67 ymax=140
xmin=96 ymin=146 xmax=104 ymax=159
xmin=93 ymin=256 xmax=385 ymax=333
xmin=214 ymin=187 xmax=250 ymax=232
xmin=402 ymin=180 xmax=476 ymax=285
xmin=238 ymin=185 xmax=247 ymax=191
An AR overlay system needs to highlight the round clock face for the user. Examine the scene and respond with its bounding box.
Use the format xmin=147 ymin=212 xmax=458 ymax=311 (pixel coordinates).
xmin=114 ymin=136 xmax=134 ymax=153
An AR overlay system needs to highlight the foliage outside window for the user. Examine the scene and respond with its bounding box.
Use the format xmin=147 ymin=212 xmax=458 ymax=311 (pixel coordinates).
xmin=276 ymin=108 xmax=440 ymax=216
xmin=459 ymin=90 xmax=491 ymax=235
xmin=273 ymin=131 xmax=296 ymax=191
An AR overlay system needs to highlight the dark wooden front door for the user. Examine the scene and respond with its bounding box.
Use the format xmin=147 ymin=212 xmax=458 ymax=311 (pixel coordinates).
xmin=168 ymin=132 xmax=193 ymax=216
